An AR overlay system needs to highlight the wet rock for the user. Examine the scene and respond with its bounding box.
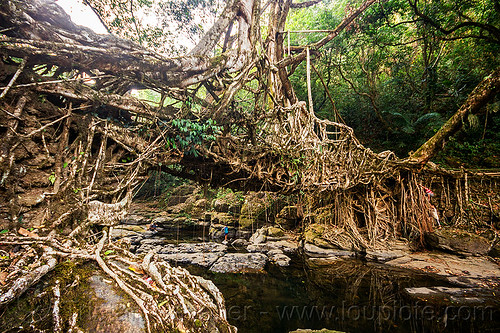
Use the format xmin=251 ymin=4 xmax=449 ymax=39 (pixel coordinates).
xmin=365 ymin=249 xmax=407 ymax=262
xmin=304 ymin=243 xmax=355 ymax=258
xmin=425 ymin=228 xmax=491 ymax=256
xmin=306 ymin=256 xmax=340 ymax=266
xmin=86 ymin=274 xmax=145 ymax=333
xmin=210 ymin=253 xmax=268 ymax=273
xmin=404 ymin=286 xmax=500 ymax=306
xmin=231 ymin=238 xmax=250 ymax=247
xmin=267 ymin=249 xmax=291 ymax=266
xmin=247 ymin=240 xmax=299 ymax=254
xmin=159 ymin=252 xmax=224 ymax=267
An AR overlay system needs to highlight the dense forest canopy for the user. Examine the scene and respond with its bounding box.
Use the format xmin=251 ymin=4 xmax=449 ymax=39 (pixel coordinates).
xmin=285 ymin=0 xmax=500 ymax=160
xmin=79 ymin=0 xmax=500 ymax=164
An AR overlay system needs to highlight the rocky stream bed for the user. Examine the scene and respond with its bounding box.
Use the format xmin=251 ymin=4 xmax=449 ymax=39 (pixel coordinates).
xmin=103 ymin=186 xmax=500 ymax=333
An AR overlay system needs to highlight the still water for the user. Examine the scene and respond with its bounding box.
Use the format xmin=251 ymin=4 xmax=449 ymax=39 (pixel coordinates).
xmin=187 ymin=256 xmax=500 ymax=333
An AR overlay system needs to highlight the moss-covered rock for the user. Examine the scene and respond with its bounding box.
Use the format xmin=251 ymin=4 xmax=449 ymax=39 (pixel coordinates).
xmin=238 ymin=192 xmax=283 ymax=229
xmin=213 ymin=190 xmax=244 ymax=214
xmin=211 ymin=212 xmax=238 ymax=226
xmin=425 ymin=228 xmax=491 ymax=255
xmin=304 ymin=223 xmax=325 ymax=243
xmin=267 ymin=226 xmax=284 ymax=237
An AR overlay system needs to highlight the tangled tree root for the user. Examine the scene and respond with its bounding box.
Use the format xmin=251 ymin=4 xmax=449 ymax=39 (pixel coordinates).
xmin=0 ymin=231 xmax=236 ymax=333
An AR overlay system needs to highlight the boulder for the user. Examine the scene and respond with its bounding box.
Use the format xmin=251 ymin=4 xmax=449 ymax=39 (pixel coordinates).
xmin=213 ymin=191 xmax=244 ymax=214
xmin=404 ymin=286 xmax=499 ymax=305
xmin=304 ymin=223 xmax=325 ymax=243
xmin=87 ymin=274 xmax=146 ymax=332
xmin=247 ymin=243 xmax=278 ymax=253
xmin=231 ymin=238 xmax=250 ymax=247
xmin=267 ymin=249 xmax=291 ymax=267
xmin=211 ymin=212 xmax=238 ymax=226
xmin=157 ymin=242 xmax=227 ymax=254
xmin=249 ymin=227 xmax=267 ymax=244
xmin=365 ymin=250 xmax=406 ymax=262
xmin=110 ymin=225 xmax=147 ymax=238
xmin=267 ymin=226 xmax=284 ymax=237
xmin=247 ymin=240 xmax=299 ymax=254
xmin=425 ymin=228 xmax=491 ymax=255
xmin=210 ymin=253 xmax=268 ymax=273
xmin=238 ymin=192 xmax=283 ymax=229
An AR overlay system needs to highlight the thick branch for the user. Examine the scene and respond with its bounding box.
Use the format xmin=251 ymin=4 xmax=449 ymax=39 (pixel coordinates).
xmin=291 ymin=0 xmax=322 ymax=9
xmin=278 ymin=0 xmax=379 ymax=68
xmin=410 ymin=68 xmax=500 ymax=164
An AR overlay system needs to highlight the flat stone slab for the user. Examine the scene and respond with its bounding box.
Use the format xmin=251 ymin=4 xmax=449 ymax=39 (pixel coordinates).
xmin=157 ymin=242 xmax=227 ymax=254
xmin=268 ymin=250 xmax=291 ymax=267
xmin=159 ymin=252 xmax=224 ymax=267
xmin=210 ymin=253 xmax=268 ymax=273
xmin=88 ymin=274 xmax=145 ymax=332
xmin=386 ymin=251 xmax=500 ymax=289
xmin=110 ymin=225 xmax=148 ymax=238
xmin=304 ymin=243 xmax=355 ymax=258
xmin=247 ymin=240 xmax=299 ymax=254
xmin=405 ymin=286 xmax=500 ymax=306
xmin=366 ymin=249 xmax=406 ymax=262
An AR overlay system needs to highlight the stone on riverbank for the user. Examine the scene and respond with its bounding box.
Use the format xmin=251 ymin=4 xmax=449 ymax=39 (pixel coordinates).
xmin=425 ymin=228 xmax=491 ymax=256
xmin=304 ymin=243 xmax=355 ymax=258
xmin=386 ymin=251 xmax=500 ymax=289
xmin=210 ymin=253 xmax=268 ymax=273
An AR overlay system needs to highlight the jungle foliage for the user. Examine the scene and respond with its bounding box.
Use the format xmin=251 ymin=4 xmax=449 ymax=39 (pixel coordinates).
xmin=286 ymin=0 xmax=500 ymax=164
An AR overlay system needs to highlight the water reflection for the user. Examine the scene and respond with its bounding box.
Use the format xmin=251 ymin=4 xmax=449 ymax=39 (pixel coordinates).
xmin=187 ymin=257 xmax=500 ymax=333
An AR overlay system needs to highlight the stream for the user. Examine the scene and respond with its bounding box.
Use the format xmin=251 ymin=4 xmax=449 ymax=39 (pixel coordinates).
xmin=186 ymin=256 xmax=499 ymax=333
xmin=137 ymin=226 xmax=500 ymax=333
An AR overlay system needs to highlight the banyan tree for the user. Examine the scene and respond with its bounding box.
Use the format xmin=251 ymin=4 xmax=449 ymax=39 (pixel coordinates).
xmin=0 ymin=0 xmax=498 ymax=331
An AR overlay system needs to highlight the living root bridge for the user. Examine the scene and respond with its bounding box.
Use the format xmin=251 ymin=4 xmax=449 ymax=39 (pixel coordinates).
xmin=0 ymin=232 xmax=236 ymax=332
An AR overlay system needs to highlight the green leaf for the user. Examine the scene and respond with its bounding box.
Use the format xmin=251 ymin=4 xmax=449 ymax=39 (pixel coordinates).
xmin=63 ymin=162 xmax=68 ymax=168
xmin=0 ymin=229 xmax=8 ymax=234
xmin=158 ymin=300 xmax=168 ymax=307
xmin=104 ymin=250 xmax=115 ymax=256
